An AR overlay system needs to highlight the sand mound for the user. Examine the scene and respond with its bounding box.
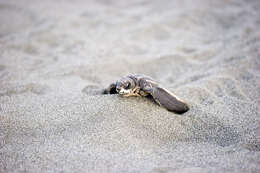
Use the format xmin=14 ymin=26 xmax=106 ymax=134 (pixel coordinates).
xmin=0 ymin=0 xmax=260 ymax=172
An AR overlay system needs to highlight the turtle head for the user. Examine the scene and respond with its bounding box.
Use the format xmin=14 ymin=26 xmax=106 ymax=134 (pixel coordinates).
xmin=116 ymin=77 xmax=136 ymax=95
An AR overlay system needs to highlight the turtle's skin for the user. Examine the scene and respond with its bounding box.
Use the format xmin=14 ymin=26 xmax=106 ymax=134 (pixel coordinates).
xmin=103 ymin=74 xmax=189 ymax=114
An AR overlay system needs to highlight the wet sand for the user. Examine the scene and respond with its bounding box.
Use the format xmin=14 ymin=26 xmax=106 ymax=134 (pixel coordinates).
xmin=0 ymin=0 xmax=260 ymax=172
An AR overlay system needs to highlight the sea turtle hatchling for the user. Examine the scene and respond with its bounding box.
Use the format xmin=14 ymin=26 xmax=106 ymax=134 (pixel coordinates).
xmin=103 ymin=74 xmax=189 ymax=114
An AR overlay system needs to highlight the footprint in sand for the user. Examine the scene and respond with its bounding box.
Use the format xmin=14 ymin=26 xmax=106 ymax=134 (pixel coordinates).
xmin=81 ymin=85 xmax=103 ymax=95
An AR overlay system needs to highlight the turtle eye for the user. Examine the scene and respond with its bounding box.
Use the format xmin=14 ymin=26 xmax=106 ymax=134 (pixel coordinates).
xmin=125 ymin=82 xmax=131 ymax=89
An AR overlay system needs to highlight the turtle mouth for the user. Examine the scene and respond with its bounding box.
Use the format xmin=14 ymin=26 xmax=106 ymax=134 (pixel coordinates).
xmin=118 ymin=88 xmax=131 ymax=95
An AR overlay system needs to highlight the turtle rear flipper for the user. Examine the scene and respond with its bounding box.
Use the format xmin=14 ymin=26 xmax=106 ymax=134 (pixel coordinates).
xmin=151 ymin=87 xmax=189 ymax=114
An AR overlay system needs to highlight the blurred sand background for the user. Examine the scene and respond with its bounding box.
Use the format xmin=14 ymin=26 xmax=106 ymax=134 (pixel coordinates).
xmin=0 ymin=0 xmax=260 ymax=172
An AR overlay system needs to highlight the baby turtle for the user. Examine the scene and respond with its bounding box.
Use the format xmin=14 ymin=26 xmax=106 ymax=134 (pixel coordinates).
xmin=103 ymin=74 xmax=189 ymax=114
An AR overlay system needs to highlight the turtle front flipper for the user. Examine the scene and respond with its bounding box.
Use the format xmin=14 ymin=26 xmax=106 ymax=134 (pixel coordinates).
xmin=150 ymin=87 xmax=189 ymax=114
xmin=103 ymin=83 xmax=117 ymax=94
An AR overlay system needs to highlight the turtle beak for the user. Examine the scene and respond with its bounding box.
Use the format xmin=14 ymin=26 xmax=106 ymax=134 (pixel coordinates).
xmin=118 ymin=89 xmax=124 ymax=95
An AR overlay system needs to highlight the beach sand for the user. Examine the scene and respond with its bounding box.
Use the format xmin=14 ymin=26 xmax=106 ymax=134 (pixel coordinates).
xmin=0 ymin=0 xmax=260 ymax=172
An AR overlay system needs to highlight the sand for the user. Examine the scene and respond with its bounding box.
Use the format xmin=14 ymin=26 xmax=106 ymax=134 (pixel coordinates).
xmin=0 ymin=0 xmax=260 ymax=172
